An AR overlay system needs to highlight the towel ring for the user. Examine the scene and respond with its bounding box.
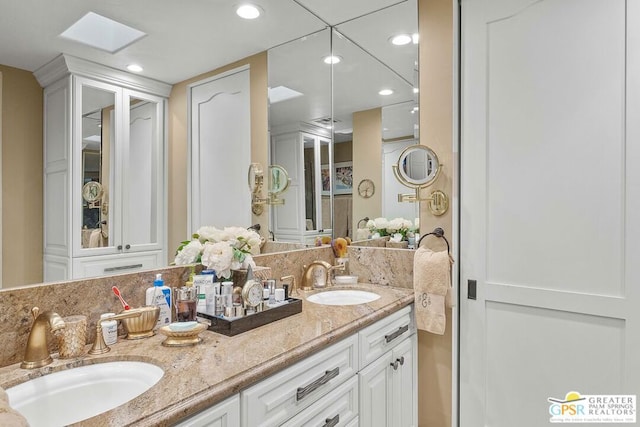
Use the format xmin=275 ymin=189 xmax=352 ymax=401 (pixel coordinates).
xmin=417 ymin=227 xmax=450 ymax=253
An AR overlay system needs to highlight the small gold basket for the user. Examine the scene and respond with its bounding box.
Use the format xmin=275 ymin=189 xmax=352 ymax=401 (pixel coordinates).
xmin=121 ymin=306 xmax=160 ymax=339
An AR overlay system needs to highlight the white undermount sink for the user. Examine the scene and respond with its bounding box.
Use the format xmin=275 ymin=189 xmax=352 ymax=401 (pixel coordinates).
xmin=306 ymin=289 xmax=380 ymax=306
xmin=6 ymin=361 xmax=164 ymax=427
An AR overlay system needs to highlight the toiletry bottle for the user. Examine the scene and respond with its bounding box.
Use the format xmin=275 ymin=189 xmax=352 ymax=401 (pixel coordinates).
xmin=194 ymin=269 xmax=216 ymax=314
xmin=100 ymin=313 xmax=118 ymax=346
xmin=146 ymin=273 xmax=172 ymax=328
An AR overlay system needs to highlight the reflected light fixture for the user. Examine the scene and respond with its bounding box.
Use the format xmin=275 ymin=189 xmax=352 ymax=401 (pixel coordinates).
xmin=236 ymin=4 xmax=261 ymax=19
xmin=379 ymin=89 xmax=394 ymax=96
xmin=126 ymin=64 xmax=143 ymax=73
xmin=323 ymin=55 xmax=342 ymax=65
xmin=390 ymin=34 xmax=412 ymax=46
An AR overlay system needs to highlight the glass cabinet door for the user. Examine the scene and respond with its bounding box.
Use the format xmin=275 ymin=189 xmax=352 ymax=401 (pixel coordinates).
xmin=121 ymin=90 xmax=164 ymax=252
xmin=75 ymin=78 xmax=120 ymax=255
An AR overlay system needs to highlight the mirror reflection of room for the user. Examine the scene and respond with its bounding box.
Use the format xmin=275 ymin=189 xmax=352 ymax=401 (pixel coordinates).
xmin=81 ymin=85 xmax=113 ymax=249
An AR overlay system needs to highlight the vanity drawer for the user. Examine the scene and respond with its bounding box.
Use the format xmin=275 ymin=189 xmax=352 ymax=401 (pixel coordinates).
xmin=72 ymin=251 xmax=163 ymax=279
xmin=281 ymin=375 xmax=358 ymax=427
xmin=359 ymin=304 xmax=414 ymax=369
xmin=240 ymin=334 xmax=358 ymax=427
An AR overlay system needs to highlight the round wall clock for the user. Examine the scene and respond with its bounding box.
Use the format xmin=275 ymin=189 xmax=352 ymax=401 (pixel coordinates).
xmin=82 ymin=181 xmax=103 ymax=203
xmin=357 ymin=179 xmax=375 ymax=198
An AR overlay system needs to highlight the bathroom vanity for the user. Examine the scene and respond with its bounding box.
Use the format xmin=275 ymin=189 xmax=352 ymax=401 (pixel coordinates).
xmin=0 ymin=284 xmax=415 ymax=427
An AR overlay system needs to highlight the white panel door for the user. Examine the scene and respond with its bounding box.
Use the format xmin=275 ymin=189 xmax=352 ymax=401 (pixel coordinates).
xmin=189 ymin=66 xmax=251 ymax=232
xmin=459 ymin=0 xmax=640 ymax=426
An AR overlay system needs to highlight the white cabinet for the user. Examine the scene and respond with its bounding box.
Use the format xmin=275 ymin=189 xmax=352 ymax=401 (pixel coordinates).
xmin=271 ymin=124 xmax=332 ymax=243
xmin=173 ymin=304 xmax=415 ymax=427
xmin=281 ymin=376 xmax=359 ymax=427
xmin=174 ymin=394 xmax=240 ymax=427
xmin=358 ymin=305 xmax=417 ymax=427
xmin=36 ymin=55 xmax=170 ymax=281
xmin=240 ymin=334 xmax=358 ymax=427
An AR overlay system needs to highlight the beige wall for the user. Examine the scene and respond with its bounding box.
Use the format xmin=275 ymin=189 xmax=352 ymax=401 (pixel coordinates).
xmin=0 ymin=65 xmax=43 ymax=288
xmin=418 ymin=0 xmax=454 ymax=426
xmin=167 ymin=52 xmax=268 ymax=263
xmin=352 ymin=108 xmax=383 ymax=230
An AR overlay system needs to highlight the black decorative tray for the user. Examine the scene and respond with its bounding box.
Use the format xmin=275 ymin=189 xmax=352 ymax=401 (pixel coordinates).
xmin=197 ymin=298 xmax=302 ymax=336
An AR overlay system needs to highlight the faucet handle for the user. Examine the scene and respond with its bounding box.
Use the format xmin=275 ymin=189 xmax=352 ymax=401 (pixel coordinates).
xmin=88 ymin=311 xmax=142 ymax=355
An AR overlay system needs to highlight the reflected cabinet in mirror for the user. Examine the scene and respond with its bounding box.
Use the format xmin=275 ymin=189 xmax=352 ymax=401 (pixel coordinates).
xmin=41 ymin=55 xmax=170 ymax=282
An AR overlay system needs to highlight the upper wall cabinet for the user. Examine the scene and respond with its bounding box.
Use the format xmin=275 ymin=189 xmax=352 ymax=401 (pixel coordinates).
xmin=35 ymin=55 xmax=171 ymax=281
xmin=271 ymin=123 xmax=332 ymax=244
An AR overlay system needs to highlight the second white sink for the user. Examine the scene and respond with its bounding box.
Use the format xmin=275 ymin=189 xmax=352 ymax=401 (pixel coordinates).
xmin=6 ymin=361 xmax=163 ymax=426
xmin=307 ymin=289 xmax=380 ymax=306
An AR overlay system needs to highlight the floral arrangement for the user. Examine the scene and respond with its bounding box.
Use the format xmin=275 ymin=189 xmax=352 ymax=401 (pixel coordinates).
xmin=365 ymin=217 xmax=419 ymax=241
xmin=174 ymin=226 xmax=262 ymax=279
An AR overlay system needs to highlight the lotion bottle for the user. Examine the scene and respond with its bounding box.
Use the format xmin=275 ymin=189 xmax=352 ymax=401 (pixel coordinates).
xmin=146 ymin=273 xmax=172 ymax=328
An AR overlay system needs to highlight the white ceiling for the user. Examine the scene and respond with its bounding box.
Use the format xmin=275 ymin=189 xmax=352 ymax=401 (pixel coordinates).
xmin=0 ymin=0 xmax=412 ymax=84
xmin=1 ymin=0 xmax=418 ymax=139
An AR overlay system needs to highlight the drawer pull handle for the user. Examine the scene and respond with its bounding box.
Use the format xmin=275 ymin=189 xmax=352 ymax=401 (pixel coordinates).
xmin=323 ymin=414 xmax=340 ymax=427
xmin=296 ymin=367 xmax=340 ymax=401
xmin=385 ymin=324 xmax=409 ymax=343
xmin=104 ymin=264 xmax=143 ymax=272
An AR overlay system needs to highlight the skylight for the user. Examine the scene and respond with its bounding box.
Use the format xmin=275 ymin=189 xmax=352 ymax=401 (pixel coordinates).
xmin=60 ymin=12 xmax=146 ymax=53
xmin=268 ymin=86 xmax=304 ymax=104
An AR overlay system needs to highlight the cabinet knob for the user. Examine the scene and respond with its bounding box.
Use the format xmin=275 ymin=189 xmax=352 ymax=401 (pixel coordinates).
xmin=125 ymin=244 xmax=131 ymax=250
xmin=390 ymin=360 xmax=399 ymax=370
xmin=397 ymin=356 xmax=405 ymax=366
xmin=117 ymin=245 xmax=123 ymax=250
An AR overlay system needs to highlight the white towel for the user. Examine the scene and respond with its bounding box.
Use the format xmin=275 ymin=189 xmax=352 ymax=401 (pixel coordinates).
xmin=89 ymin=228 xmax=103 ymax=248
xmin=413 ymin=247 xmax=454 ymax=335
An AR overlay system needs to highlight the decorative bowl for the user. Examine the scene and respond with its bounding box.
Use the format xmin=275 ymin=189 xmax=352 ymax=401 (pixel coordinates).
xmin=121 ymin=306 xmax=160 ymax=339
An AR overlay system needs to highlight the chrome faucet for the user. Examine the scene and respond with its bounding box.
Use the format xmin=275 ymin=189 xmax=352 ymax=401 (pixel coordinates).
xmin=21 ymin=307 xmax=66 ymax=369
xmin=301 ymin=261 xmax=345 ymax=290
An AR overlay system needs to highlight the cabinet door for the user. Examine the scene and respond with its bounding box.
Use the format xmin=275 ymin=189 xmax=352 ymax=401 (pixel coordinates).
xmin=121 ymin=90 xmax=165 ymax=253
xmin=73 ymin=77 xmax=121 ymax=257
xmin=174 ymin=394 xmax=240 ymax=427
xmin=390 ymin=334 xmax=417 ymax=427
xmin=358 ymin=351 xmax=391 ymax=427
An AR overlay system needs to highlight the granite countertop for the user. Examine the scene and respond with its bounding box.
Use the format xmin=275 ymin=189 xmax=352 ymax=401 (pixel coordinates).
xmin=0 ymin=283 xmax=414 ymax=427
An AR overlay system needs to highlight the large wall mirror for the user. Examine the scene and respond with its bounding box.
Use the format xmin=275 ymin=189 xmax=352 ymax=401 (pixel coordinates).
xmin=268 ymin=0 xmax=418 ymax=243
xmin=7 ymin=0 xmax=419 ymax=286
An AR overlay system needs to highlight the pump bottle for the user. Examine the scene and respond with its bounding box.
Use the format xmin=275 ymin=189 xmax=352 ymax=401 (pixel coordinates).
xmin=146 ymin=273 xmax=172 ymax=328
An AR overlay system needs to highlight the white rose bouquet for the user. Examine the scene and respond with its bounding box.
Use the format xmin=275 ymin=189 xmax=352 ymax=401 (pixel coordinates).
xmin=366 ymin=217 xmax=418 ymax=241
xmin=174 ymin=226 xmax=262 ymax=279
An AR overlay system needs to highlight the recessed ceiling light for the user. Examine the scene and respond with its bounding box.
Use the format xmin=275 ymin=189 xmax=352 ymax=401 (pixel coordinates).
xmin=236 ymin=4 xmax=261 ymax=19
xmin=126 ymin=64 xmax=143 ymax=73
xmin=60 ymin=12 xmax=146 ymax=53
xmin=413 ymin=87 xmax=419 ymax=94
xmin=379 ymin=89 xmax=394 ymax=96
xmin=390 ymin=34 xmax=412 ymax=46
xmin=323 ymin=55 xmax=342 ymax=65
xmin=412 ymin=33 xmax=419 ymax=44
